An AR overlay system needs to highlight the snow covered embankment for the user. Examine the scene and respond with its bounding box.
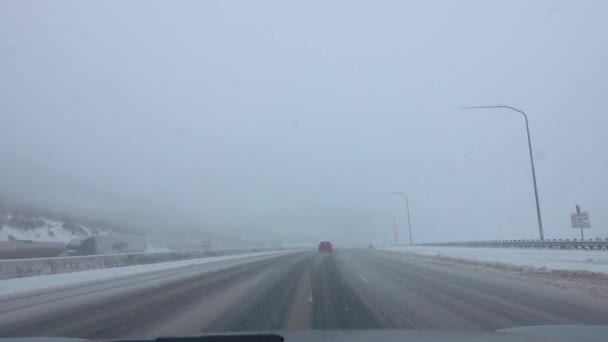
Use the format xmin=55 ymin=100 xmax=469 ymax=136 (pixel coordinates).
xmin=384 ymin=245 xmax=608 ymax=274
xmin=0 ymin=215 xmax=113 ymax=244
xmin=0 ymin=248 xmax=288 ymax=280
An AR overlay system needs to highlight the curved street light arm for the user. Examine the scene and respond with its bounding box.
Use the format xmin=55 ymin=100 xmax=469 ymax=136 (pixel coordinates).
xmin=460 ymin=105 xmax=544 ymax=241
xmin=385 ymin=192 xmax=413 ymax=245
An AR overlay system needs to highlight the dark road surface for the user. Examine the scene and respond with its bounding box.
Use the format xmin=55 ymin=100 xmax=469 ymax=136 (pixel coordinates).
xmin=2 ymin=250 xmax=608 ymax=338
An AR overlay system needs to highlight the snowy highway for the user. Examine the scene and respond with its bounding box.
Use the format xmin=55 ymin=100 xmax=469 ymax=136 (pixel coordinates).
xmin=2 ymin=249 xmax=608 ymax=338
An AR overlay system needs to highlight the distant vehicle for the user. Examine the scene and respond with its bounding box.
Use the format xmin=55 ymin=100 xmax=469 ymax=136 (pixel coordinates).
xmin=200 ymin=240 xmax=216 ymax=250
xmin=0 ymin=240 xmax=66 ymax=259
xmin=60 ymin=235 xmax=147 ymax=256
xmin=368 ymin=243 xmax=374 ymax=249
xmin=318 ymin=241 xmax=333 ymax=253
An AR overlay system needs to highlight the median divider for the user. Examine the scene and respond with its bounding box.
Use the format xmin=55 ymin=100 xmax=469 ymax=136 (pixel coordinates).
xmin=0 ymin=248 xmax=288 ymax=280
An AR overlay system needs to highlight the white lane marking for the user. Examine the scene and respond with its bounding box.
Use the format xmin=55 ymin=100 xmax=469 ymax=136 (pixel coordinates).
xmin=359 ymin=275 xmax=369 ymax=282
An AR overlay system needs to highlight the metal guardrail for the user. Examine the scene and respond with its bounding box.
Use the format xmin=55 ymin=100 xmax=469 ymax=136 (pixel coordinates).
xmin=420 ymin=238 xmax=608 ymax=250
xmin=0 ymin=248 xmax=295 ymax=280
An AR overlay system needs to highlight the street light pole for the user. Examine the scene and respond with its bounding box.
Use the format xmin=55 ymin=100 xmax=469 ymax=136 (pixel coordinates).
xmin=386 ymin=192 xmax=413 ymax=245
xmin=461 ymin=105 xmax=545 ymax=241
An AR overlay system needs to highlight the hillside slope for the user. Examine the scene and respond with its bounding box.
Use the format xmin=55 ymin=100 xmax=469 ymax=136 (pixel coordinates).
xmin=0 ymin=215 xmax=111 ymax=243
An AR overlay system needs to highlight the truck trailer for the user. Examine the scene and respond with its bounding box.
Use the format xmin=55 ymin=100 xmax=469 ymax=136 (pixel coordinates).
xmin=61 ymin=235 xmax=147 ymax=256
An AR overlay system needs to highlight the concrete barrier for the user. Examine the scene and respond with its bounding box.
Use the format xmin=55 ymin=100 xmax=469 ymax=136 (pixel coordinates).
xmin=0 ymin=248 xmax=287 ymax=280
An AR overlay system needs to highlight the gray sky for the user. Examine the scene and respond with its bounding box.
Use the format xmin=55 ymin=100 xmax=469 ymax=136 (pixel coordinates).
xmin=1 ymin=0 xmax=607 ymax=245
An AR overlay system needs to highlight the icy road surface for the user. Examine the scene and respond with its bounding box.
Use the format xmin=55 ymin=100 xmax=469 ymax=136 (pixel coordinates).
xmin=2 ymin=250 xmax=608 ymax=338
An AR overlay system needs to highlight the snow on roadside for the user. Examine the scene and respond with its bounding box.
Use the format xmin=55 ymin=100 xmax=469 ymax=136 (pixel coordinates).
xmin=384 ymin=245 xmax=608 ymax=274
xmin=0 ymin=250 xmax=292 ymax=297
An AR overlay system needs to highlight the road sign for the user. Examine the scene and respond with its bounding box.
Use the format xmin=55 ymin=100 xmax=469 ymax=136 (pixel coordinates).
xmin=571 ymin=212 xmax=591 ymax=229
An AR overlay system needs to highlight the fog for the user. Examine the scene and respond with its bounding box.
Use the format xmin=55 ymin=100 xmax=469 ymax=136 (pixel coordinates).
xmin=1 ymin=0 xmax=607 ymax=246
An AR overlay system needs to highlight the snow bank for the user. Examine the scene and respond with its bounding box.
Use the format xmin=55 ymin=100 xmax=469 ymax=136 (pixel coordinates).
xmin=0 ymin=250 xmax=291 ymax=297
xmin=385 ymin=245 xmax=608 ymax=273
xmin=0 ymin=248 xmax=290 ymax=280
xmin=0 ymin=218 xmax=109 ymax=243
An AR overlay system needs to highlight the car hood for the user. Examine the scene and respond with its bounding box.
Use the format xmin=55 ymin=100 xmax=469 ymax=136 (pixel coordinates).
xmin=2 ymin=326 xmax=608 ymax=342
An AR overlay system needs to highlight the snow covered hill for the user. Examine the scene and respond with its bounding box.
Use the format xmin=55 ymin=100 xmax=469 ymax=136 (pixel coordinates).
xmin=0 ymin=215 xmax=111 ymax=244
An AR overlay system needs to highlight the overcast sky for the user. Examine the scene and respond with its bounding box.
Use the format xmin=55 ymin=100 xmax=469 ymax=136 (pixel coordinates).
xmin=1 ymin=0 xmax=607 ymax=245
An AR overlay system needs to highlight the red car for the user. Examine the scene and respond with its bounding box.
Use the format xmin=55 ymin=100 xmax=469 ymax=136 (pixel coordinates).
xmin=318 ymin=241 xmax=333 ymax=253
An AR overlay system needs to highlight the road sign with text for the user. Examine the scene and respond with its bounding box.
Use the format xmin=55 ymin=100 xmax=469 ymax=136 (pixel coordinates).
xmin=571 ymin=212 xmax=591 ymax=229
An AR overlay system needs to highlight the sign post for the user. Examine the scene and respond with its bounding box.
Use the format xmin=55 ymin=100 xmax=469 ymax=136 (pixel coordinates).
xmin=571 ymin=204 xmax=591 ymax=240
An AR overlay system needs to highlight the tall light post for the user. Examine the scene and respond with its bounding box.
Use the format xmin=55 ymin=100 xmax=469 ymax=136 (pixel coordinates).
xmin=461 ymin=105 xmax=545 ymax=241
xmin=386 ymin=192 xmax=413 ymax=245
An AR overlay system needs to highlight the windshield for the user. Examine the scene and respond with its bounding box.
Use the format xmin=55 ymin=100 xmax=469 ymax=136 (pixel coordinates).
xmin=1 ymin=0 xmax=608 ymax=339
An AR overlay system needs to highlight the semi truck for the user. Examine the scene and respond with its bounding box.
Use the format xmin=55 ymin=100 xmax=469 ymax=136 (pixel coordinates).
xmin=0 ymin=240 xmax=66 ymax=259
xmin=60 ymin=235 xmax=147 ymax=256
xmin=200 ymin=240 xmax=216 ymax=250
